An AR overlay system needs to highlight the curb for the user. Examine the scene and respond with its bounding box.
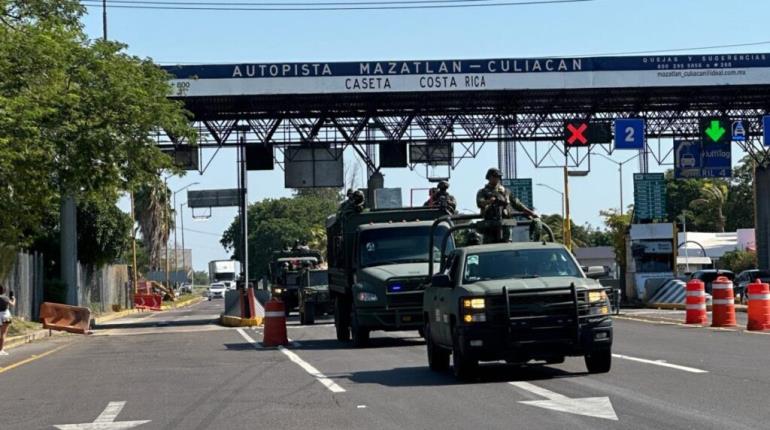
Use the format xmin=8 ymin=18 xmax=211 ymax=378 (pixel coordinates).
xmin=4 ymin=329 xmax=63 ymax=351
xmin=646 ymin=303 xmax=748 ymax=313
xmin=220 ymin=315 xmax=264 ymax=327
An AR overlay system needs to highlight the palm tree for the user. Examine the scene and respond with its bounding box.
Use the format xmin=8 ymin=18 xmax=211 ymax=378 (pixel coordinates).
xmin=690 ymin=182 xmax=728 ymax=232
xmin=133 ymin=178 xmax=174 ymax=271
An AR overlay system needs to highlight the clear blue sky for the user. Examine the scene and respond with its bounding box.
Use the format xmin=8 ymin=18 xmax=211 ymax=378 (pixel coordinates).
xmin=80 ymin=0 xmax=769 ymax=273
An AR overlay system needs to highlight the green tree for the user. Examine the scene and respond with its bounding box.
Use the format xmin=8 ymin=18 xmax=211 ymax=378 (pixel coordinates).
xmin=600 ymin=209 xmax=632 ymax=268
xmin=725 ymin=157 xmax=755 ymax=231
xmin=192 ymin=270 xmax=210 ymax=286
xmin=0 ymin=1 xmax=193 ymax=270
xmin=221 ymin=194 xmax=339 ymax=278
xmin=689 ymin=182 xmax=728 ymax=232
xmin=539 ymin=214 xmax=610 ymax=247
xmin=76 ymin=198 xmax=132 ymax=267
xmin=719 ymin=249 xmax=756 ymax=273
xmin=134 ymin=179 xmax=174 ymax=271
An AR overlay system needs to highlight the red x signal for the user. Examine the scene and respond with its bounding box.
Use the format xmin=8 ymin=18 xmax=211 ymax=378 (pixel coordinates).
xmin=567 ymin=123 xmax=588 ymax=145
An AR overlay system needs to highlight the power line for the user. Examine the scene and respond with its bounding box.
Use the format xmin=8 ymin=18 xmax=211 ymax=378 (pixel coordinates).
xmin=183 ymin=227 xmax=224 ymax=237
xmin=90 ymin=0 xmax=540 ymax=5
xmin=81 ymin=0 xmax=593 ymax=12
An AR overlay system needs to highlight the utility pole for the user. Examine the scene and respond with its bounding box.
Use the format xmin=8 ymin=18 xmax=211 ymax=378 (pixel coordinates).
xmin=130 ymin=191 xmax=138 ymax=295
xmin=102 ymin=0 xmax=107 ymax=40
xmin=181 ymin=203 xmax=187 ymax=284
xmin=563 ymin=166 xmax=572 ymax=251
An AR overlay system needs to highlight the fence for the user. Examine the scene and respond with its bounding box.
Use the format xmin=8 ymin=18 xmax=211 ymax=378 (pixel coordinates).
xmin=77 ymin=263 xmax=132 ymax=313
xmin=0 ymin=251 xmax=44 ymax=321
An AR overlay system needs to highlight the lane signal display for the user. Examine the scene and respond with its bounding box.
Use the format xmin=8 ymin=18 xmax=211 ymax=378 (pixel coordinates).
xmin=564 ymin=120 xmax=612 ymax=147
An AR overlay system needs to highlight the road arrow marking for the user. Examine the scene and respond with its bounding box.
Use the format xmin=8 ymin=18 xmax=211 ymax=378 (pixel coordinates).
xmin=54 ymin=401 xmax=150 ymax=430
xmin=510 ymin=381 xmax=618 ymax=421
xmin=705 ymin=120 xmax=726 ymax=142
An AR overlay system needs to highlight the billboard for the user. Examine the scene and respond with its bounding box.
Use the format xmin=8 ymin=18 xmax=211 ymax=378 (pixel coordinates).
xmin=284 ymin=147 xmax=344 ymax=188
xmin=165 ymin=53 xmax=770 ymax=97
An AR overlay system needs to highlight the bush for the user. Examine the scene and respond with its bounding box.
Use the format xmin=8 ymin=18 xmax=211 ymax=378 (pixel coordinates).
xmin=719 ymin=250 xmax=756 ymax=273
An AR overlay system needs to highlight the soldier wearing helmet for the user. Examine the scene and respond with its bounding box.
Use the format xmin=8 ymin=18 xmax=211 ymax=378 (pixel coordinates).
xmin=423 ymin=180 xmax=457 ymax=214
xmin=338 ymin=189 xmax=366 ymax=218
xmin=476 ymin=167 xmax=538 ymax=242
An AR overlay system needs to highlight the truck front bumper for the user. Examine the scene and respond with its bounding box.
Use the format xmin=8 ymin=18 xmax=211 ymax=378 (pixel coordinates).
xmin=355 ymin=306 xmax=424 ymax=331
xmin=455 ymin=316 xmax=613 ymax=362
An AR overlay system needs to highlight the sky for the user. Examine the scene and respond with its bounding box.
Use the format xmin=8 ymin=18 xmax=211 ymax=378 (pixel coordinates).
xmin=79 ymin=0 xmax=770 ymax=272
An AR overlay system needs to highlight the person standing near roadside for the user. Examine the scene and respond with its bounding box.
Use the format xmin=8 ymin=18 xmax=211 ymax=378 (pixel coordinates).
xmin=0 ymin=284 xmax=16 ymax=355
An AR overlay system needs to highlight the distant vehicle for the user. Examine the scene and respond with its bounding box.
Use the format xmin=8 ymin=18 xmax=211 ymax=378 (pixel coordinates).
xmin=207 ymin=283 xmax=227 ymax=300
xmin=680 ymin=154 xmax=697 ymax=168
xmin=298 ymin=268 xmax=332 ymax=325
xmin=269 ymin=249 xmax=324 ymax=317
xmin=735 ymin=269 xmax=770 ymax=303
xmin=208 ymin=260 xmax=238 ymax=285
xmin=689 ymin=269 xmax=735 ymax=294
xmin=178 ymin=283 xmax=193 ymax=294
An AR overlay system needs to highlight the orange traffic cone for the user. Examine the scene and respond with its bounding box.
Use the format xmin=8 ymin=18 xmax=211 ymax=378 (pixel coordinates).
xmin=711 ymin=276 xmax=737 ymax=328
xmin=747 ymin=279 xmax=770 ymax=331
xmin=262 ymin=297 xmax=289 ymax=347
xmin=685 ymin=279 xmax=707 ymax=325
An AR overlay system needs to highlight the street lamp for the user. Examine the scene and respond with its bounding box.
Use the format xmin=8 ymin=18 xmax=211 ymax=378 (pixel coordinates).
xmin=594 ymin=153 xmax=640 ymax=213
xmin=180 ymin=202 xmax=189 ymax=285
xmin=536 ymin=183 xmax=565 ymax=220
xmin=173 ymin=182 xmax=199 ymax=287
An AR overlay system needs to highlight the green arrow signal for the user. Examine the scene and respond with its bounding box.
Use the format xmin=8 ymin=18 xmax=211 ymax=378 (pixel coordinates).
xmin=705 ymin=120 xmax=726 ymax=142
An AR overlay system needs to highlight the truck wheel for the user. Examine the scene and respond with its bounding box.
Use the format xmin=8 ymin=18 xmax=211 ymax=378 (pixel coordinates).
xmin=303 ymin=304 xmax=316 ymax=325
xmin=350 ymin=307 xmax=370 ymax=347
xmin=585 ymin=349 xmax=612 ymax=374
xmin=452 ymin=327 xmax=477 ymax=380
xmin=334 ymin=298 xmax=350 ymax=342
xmin=425 ymin=321 xmax=449 ymax=372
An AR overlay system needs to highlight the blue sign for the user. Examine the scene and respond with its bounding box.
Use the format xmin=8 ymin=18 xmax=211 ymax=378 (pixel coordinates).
xmin=614 ymin=119 xmax=645 ymax=150
xmin=674 ymin=139 xmax=732 ymax=179
xmin=731 ymin=120 xmax=747 ymax=142
xmin=764 ymin=115 xmax=770 ymax=146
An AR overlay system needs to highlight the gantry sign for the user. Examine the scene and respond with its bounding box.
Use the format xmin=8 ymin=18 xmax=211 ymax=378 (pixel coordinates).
xmin=161 ymin=53 xmax=770 ymax=268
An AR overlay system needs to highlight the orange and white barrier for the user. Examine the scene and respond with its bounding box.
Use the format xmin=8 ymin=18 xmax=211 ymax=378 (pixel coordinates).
xmin=685 ymin=279 xmax=707 ymax=324
xmin=747 ymin=280 xmax=770 ymax=331
xmin=711 ymin=276 xmax=737 ymax=328
xmin=262 ymin=298 xmax=288 ymax=347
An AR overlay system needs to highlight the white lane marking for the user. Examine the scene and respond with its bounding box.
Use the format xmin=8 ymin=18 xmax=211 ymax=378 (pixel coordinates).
xmin=54 ymin=401 xmax=150 ymax=429
xmin=612 ymin=353 xmax=708 ymax=374
xmin=357 ymin=405 xmax=367 ymax=409
xmin=278 ymin=346 xmax=346 ymax=393
xmin=510 ymin=382 xmax=618 ymax=421
xmin=236 ymin=328 xmax=263 ymax=349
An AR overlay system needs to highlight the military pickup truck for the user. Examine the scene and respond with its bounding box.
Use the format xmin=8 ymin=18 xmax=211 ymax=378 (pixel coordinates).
xmin=423 ymin=215 xmax=613 ymax=380
xmin=326 ymin=207 xmax=451 ymax=346
xmin=268 ymin=249 xmax=324 ymax=316
xmin=297 ymin=266 xmax=332 ymax=325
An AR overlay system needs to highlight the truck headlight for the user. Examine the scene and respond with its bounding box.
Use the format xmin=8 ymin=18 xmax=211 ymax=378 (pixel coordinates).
xmin=273 ymin=288 xmax=283 ymax=295
xmin=462 ymin=298 xmax=485 ymax=309
xmin=588 ymin=290 xmax=608 ymax=303
xmin=357 ymin=292 xmax=378 ymax=302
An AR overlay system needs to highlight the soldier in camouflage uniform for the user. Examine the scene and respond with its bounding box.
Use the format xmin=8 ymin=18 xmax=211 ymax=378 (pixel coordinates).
xmin=337 ymin=189 xmax=365 ymax=218
xmin=476 ymin=168 xmax=538 ymax=243
xmin=423 ymin=181 xmax=457 ymax=215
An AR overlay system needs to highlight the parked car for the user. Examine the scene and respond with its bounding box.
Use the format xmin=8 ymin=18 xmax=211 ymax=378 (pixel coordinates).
xmin=689 ymin=270 xmax=735 ymax=294
xmin=735 ymin=269 xmax=770 ymax=304
xmin=207 ymin=283 xmax=227 ymax=300
xmin=178 ymin=283 xmax=193 ymax=294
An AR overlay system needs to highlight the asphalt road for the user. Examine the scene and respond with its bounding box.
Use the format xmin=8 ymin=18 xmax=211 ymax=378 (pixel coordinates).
xmin=1 ymin=301 xmax=768 ymax=430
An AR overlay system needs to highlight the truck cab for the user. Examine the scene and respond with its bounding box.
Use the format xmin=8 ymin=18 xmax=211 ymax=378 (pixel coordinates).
xmin=268 ymin=250 xmax=323 ymax=316
xmin=326 ymin=207 xmax=450 ymax=347
xmin=297 ymin=266 xmax=332 ymax=325
xmin=423 ymin=216 xmax=613 ymax=380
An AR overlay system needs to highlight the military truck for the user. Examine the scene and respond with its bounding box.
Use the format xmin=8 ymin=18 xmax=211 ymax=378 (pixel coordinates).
xmin=268 ymin=249 xmax=324 ymax=316
xmin=297 ymin=265 xmax=332 ymax=325
xmin=422 ymin=215 xmax=613 ymax=380
xmin=326 ymin=207 xmax=451 ymax=346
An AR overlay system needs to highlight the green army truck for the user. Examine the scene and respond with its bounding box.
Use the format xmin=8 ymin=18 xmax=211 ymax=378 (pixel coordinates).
xmin=268 ymin=249 xmax=324 ymax=316
xmin=297 ymin=266 xmax=332 ymax=325
xmin=326 ymin=207 xmax=452 ymax=346
xmin=422 ymin=215 xmax=614 ymax=380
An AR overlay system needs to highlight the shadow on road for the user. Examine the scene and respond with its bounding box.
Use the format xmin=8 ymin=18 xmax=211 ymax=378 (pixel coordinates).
xmin=343 ymin=363 xmax=587 ymax=387
xmin=289 ymin=336 xmax=425 ymax=351
xmin=94 ymin=318 xmax=218 ymax=330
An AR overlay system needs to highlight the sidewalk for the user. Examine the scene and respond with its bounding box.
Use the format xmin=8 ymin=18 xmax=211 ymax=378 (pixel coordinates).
xmin=3 ymin=295 xmax=205 ymax=351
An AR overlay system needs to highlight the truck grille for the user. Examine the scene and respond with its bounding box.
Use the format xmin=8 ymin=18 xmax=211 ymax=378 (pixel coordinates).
xmin=385 ymin=277 xmax=426 ymax=309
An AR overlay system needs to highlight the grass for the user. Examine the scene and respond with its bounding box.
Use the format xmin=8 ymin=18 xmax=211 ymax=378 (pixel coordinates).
xmin=6 ymin=317 xmax=42 ymax=337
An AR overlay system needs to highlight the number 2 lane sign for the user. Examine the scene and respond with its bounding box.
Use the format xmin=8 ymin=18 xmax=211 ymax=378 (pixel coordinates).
xmin=614 ymin=118 xmax=645 ymax=150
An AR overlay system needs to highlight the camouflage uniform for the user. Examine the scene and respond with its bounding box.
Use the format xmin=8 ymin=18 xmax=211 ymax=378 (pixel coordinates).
xmin=476 ymin=183 xmax=527 ymax=243
xmin=337 ymin=190 xmax=365 ymax=218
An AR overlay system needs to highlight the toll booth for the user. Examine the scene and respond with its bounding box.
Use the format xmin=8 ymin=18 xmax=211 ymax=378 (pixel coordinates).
xmin=625 ymin=223 xmax=676 ymax=302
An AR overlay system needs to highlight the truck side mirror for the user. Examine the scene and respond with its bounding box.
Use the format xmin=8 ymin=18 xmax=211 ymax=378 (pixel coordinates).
xmin=585 ymin=266 xmax=608 ymax=280
xmin=431 ymin=273 xmax=452 ymax=288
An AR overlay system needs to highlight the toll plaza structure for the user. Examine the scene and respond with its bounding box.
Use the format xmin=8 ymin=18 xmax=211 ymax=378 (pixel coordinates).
xmin=158 ymin=53 xmax=770 ymax=271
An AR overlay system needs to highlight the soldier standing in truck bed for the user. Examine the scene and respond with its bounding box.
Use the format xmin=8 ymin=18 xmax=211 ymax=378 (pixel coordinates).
xmin=338 ymin=189 xmax=365 ymax=218
xmin=476 ymin=168 xmax=538 ymax=243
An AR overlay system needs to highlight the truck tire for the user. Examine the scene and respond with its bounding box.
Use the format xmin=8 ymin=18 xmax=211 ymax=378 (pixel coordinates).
xmin=585 ymin=349 xmax=612 ymax=374
xmin=452 ymin=327 xmax=477 ymax=380
xmin=425 ymin=321 xmax=449 ymax=372
xmin=350 ymin=307 xmax=370 ymax=347
xmin=301 ymin=304 xmax=316 ymax=325
xmin=334 ymin=297 xmax=351 ymax=342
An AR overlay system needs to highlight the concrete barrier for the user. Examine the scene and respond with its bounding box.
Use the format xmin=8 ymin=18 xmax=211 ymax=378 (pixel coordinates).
xmin=39 ymin=302 xmax=91 ymax=335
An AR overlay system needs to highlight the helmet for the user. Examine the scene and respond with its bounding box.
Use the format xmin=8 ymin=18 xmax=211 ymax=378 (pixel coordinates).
xmin=352 ymin=190 xmax=365 ymax=204
xmin=346 ymin=188 xmax=354 ymax=198
xmin=486 ymin=168 xmax=503 ymax=180
xmin=437 ymin=180 xmax=449 ymax=190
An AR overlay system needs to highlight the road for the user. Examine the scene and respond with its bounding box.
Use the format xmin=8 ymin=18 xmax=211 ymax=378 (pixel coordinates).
xmin=1 ymin=300 xmax=768 ymax=430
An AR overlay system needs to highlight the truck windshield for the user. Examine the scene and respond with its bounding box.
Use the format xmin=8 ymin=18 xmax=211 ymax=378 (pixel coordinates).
xmin=307 ymin=271 xmax=328 ymax=286
xmin=463 ymin=248 xmax=580 ymax=283
xmin=359 ymin=226 xmax=453 ymax=268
